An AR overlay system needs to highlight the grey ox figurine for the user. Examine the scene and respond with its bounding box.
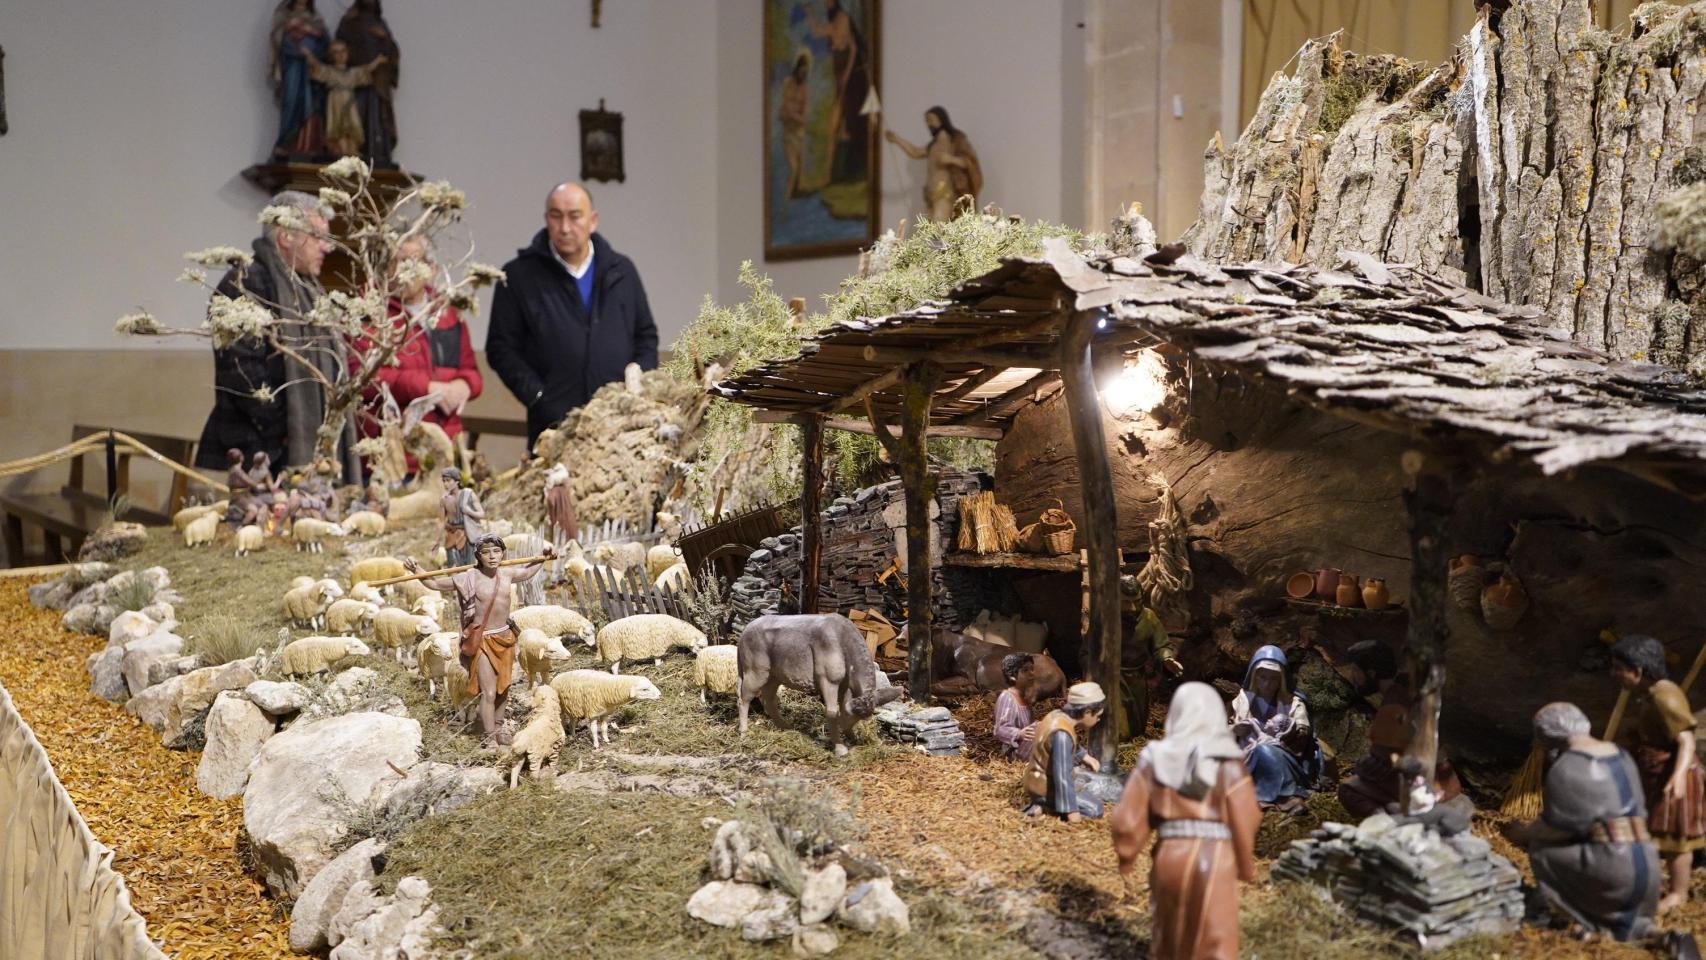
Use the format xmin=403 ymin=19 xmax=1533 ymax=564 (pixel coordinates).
xmin=737 ymin=614 xmax=903 ymax=755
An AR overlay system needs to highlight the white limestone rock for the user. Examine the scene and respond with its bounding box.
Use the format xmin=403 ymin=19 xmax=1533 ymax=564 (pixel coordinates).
xmin=246 ymin=679 xmax=312 ymax=716
xmin=329 ymin=875 xmax=440 ymax=960
xmin=86 ymin=646 xmax=128 ymax=703
xmin=687 ymin=880 xmax=790 ymax=928
xmin=120 ymin=633 xmax=185 ymax=696
xmin=125 ymin=657 xmax=259 ymax=744
xmin=196 ymin=692 xmax=275 ymax=799
xmin=243 ymin=712 xmax=421 ymax=897
xmin=798 ymin=862 xmax=847 ymax=925
xmin=290 ymin=838 xmax=385 ymax=952
xmin=792 ymin=924 xmax=840 ymax=956
xmin=837 ymin=877 xmax=910 ymax=935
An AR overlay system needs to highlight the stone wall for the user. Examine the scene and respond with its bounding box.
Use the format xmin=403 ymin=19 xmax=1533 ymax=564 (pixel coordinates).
xmin=730 ymin=471 xmax=990 ymax=632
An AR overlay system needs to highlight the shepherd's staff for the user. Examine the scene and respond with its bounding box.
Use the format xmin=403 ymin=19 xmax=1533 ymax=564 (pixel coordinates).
xmin=364 ymin=553 xmax=553 ymax=588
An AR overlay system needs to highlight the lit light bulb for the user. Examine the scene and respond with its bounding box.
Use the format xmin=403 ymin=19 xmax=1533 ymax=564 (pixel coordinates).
xmin=1099 ymin=350 xmax=1168 ymax=417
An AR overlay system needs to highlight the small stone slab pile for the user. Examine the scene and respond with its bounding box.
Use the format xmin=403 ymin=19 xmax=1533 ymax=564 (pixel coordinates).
xmin=1271 ymin=813 xmax=1523 ymax=949
xmin=873 ymin=702 xmax=965 ymax=756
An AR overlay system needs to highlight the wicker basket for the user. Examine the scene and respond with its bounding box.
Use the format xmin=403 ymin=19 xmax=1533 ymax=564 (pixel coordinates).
xmin=1020 ymin=499 xmax=1076 ymax=555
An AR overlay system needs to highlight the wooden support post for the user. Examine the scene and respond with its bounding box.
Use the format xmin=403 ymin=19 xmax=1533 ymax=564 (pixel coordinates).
xmin=1060 ymin=308 xmax=1122 ymax=768
xmin=800 ymin=414 xmax=825 ymax=615
xmin=866 ymin=362 xmax=943 ymax=701
xmin=1399 ymin=448 xmax=1459 ymax=809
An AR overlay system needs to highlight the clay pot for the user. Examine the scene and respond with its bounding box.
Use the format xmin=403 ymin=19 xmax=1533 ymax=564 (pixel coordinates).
xmin=1314 ymin=567 xmax=1342 ymax=602
xmin=1481 ymin=574 xmax=1529 ymax=631
xmin=1336 ymin=573 xmax=1364 ymax=608
xmin=1447 ymin=554 xmax=1482 ymax=612
xmin=1286 ymin=572 xmax=1316 ymax=599
xmin=1362 ymin=578 xmax=1390 ymax=610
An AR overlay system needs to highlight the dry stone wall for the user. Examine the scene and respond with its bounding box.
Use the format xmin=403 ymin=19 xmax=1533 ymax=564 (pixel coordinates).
xmin=730 ymin=471 xmax=990 ymax=632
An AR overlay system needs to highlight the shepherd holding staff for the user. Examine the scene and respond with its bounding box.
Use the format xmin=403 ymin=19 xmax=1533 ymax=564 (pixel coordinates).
xmin=403 ymin=535 xmax=553 ymax=747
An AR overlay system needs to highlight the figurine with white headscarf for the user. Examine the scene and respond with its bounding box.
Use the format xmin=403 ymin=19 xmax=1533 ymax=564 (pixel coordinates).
xmin=1111 ymin=682 xmax=1259 ymax=960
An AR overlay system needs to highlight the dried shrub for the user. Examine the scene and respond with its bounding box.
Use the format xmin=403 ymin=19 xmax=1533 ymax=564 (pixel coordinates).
xmin=187 ymin=614 xmax=271 ymax=667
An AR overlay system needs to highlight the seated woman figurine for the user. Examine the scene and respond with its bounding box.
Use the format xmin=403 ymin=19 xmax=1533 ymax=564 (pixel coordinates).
xmin=1229 ymin=645 xmax=1323 ymax=810
xmin=1520 ymin=701 xmax=1660 ymax=942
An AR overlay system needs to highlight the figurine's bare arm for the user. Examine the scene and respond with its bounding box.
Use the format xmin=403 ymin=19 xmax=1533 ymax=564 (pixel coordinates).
xmin=1109 ymin=760 xmax=1153 ymax=874
xmin=402 ymin=557 xmax=457 ymax=593
xmin=1668 ymin=730 xmax=1698 ymax=802
xmin=462 ymin=493 xmax=486 ymax=522
xmin=507 ymin=544 xmax=555 ymax=584
xmin=883 ymin=130 xmax=926 ymax=159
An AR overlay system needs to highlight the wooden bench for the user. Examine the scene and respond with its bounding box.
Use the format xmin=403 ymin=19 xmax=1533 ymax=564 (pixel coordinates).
xmin=460 ymin=415 xmax=528 ymax=451
xmin=0 ymin=426 xmax=198 ymax=567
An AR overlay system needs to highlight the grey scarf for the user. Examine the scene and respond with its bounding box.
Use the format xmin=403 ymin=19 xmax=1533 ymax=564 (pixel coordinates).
xmin=253 ymin=236 xmax=363 ymax=482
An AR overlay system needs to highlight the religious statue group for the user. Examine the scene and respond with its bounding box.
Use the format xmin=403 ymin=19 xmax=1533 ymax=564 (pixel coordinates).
xmin=270 ymin=0 xmax=400 ymax=165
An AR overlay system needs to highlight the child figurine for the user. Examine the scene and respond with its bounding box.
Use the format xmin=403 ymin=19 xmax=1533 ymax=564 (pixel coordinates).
xmin=226 ymin=448 xmax=265 ymax=527
xmin=1609 ymin=635 xmax=1706 ymax=915
xmin=1111 ymin=682 xmax=1259 ymax=960
xmin=306 ymin=40 xmax=386 ymax=156
xmin=993 ymin=653 xmax=1038 ymax=761
xmin=1021 ymin=682 xmax=1107 ymax=821
xmin=440 ymin=467 xmax=485 ymax=567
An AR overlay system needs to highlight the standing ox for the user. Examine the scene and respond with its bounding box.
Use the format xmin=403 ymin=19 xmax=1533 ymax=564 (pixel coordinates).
xmin=737 ymin=614 xmax=902 ymax=756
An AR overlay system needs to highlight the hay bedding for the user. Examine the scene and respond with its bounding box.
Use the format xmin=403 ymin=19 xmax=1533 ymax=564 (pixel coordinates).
xmin=0 ymin=579 xmax=291 ymax=958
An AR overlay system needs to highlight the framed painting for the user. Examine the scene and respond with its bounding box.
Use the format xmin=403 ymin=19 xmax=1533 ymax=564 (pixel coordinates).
xmin=763 ymin=0 xmax=881 ymax=261
xmin=580 ymin=98 xmax=625 ymax=183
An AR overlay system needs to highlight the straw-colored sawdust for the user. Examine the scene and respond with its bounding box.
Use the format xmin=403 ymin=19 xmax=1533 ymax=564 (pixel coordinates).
xmin=0 ymin=578 xmax=291 ymax=959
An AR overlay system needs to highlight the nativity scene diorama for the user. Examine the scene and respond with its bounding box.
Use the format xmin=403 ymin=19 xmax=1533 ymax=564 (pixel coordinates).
xmin=12 ymin=1 xmax=1706 ymax=959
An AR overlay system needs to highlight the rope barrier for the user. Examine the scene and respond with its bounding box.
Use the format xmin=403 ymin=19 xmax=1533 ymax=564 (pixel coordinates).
xmin=0 ymin=433 xmax=228 ymax=495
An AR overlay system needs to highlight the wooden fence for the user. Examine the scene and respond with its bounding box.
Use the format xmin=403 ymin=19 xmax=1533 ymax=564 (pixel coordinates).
xmin=0 ymin=680 xmax=163 ymax=959
xmin=583 ymin=566 xmax=689 ymax=622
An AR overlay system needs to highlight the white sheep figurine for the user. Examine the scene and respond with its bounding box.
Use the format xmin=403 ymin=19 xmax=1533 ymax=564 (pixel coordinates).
xmin=373 ymin=607 xmax=437 ymax=663
xmin=411 ymin=592 xmax=447 ymax=626
xmin=349 ymin=557 xmax=409 ymax=595
xmin=549 ymin=670 xmax=661 ymax=749
xmin=277 ymin=635 xmax=371 ymax=675
xmin=383 ymin=488 xmax=440 ymax=521
xmin=172 ymin=501 xmax=225 ymax=531
xmin=235 ymin=524 xmax=266 ymax=558
xmin=646 ymin=543 xmax=683 ymax=582
xmin=503 ymin=531 xmax=547 ymax=558
xmin=517 ymin=628 xmax=573 ymax=687
xmin=415 ymin=631 xmax=458 ymax=699
xmin=444 ymin=659 xmax=475 ymax=711
xmin=292 ymin=518 xmax=347 ymax=553
xmin=325 ymin=598 xmax=380 ymax=636
xmin=348 ymin=582 xmax=385 ymax=606
xmin=692 ymin=645 xmax=739 ymax=704
xmin=289 ymin=575 xmax=315 ymax=591
xmin=592 ymin=539 xmax=648 ymax=576
xmin=184 ymin=512 xmax=220 ymax=548
xmin=510 ymin=605 xmax=596 ymax=649
xmin=654 ymin=562 xmax=691 ymax=592
xmin=344 ymin=510 xmax=387 ymax=537
xmin=504 ymin=684 xmax=566 ymax=787
xmin=596 ymin=613 xmax=707 ymax=674
xmin=282 ymin=579 xmax=345 ymax=629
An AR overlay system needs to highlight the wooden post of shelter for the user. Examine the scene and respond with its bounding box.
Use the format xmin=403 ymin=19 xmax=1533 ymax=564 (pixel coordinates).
xmin=799 ymin=413 xmax=826 ymax=615
xmin=867 ymin=361 xmax=943 ymax=702
xmin=1059 ymin=307 xmax=1123 ymax=769
xmin=1399 ymin=447 xmax=1459 ymax=808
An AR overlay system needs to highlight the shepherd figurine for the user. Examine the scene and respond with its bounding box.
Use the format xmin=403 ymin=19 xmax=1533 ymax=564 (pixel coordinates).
xmin=440 ymin=467 xmax=485 ymax=567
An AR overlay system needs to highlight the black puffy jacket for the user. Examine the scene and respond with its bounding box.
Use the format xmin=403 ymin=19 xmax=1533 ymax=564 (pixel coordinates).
xmin=485 ymin=230 xmax=660 ymax=447
xmin=194 ymin=243 xmax=290 ymax=469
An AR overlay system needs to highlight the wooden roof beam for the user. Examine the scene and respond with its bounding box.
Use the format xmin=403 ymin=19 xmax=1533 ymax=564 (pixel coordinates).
xmin=947 ymin=369 xmax=1057 ymax=424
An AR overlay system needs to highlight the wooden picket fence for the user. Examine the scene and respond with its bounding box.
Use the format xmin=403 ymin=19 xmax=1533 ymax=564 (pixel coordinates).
xmin=583 ymin=565 xmax=689 ymax=621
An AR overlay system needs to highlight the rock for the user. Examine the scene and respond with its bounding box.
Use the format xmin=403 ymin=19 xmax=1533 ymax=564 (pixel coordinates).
xmin=147 ymin=654 xmax=201 ymax=687
xmin=837 ymin=878 xmax=910 ymax=936
xmin=378 ymin=762 xmax=501 ymax=822
xmin=243 ymin=712 xmax=421 ymax=897
xmin=792 ymin=924 xmax=840 ymax=956
xmin=61 ymin=602 xmax=104 ymax=635
xmin=28 ymin=579 xmax=74 ymax=610
xmin=328 ymin=879 xmax=387 ymax=947
xmin=290 ymin=838 xmax=385 ymax=952
xmin=709 ymin=819 xmax=755 ymax=881
xmin=126 ymin=657 xmax=259 ymax=744
xmin=247 ymin=680 xmax=312 ymax=716
xmin=78 ymin=521 xmax=147 ymax=562
xmin=196 ymin=692 xmax=276 ymax=799
xmin=798 ymin=862 xmax=846 ymax=925
xmin=120 ymin=633 xmax=184 ymax=696
xmin=300 ymin=667 xmax=383 ymax=721
xmin=331 ymin=666 xmax=379 ymax=697
xmin=107 ymin=610 xmax=162 ymax=647
xmin=86 ymin=646 xmax=128 ymax=703
xmin=742 ymin=899 xmax=801 ymax=942
xmin=330 ymin=875 xmax=439 ymax=960
xmin=686 ymin=880 xmax=789 ymax=928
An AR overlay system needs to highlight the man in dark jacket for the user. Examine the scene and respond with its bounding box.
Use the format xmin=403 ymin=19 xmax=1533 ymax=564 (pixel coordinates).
xmin=195 ymin=191 xmax=361 ymax=482
xmin=486 ymin=182 xmax=659 ymax=448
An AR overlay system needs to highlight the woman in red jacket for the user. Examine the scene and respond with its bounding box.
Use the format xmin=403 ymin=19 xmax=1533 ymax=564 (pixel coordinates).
xmin=352 ymin=237 xmax=483 ymax=474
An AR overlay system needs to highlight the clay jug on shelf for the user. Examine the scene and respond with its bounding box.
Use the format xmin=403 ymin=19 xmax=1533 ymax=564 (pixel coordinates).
xmin=1336 ymin=573 xmax=1364 ymax=608
xmin=1481 ymin=574 xmax=1529 ymax=631
xmin=1314 ymin=567 xmax=1342 ymax=602
xmin=1447 ymin=554 xmax=1482 ymax=612
xmin=1362 ymin=578 xmax=1390 ymax=610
